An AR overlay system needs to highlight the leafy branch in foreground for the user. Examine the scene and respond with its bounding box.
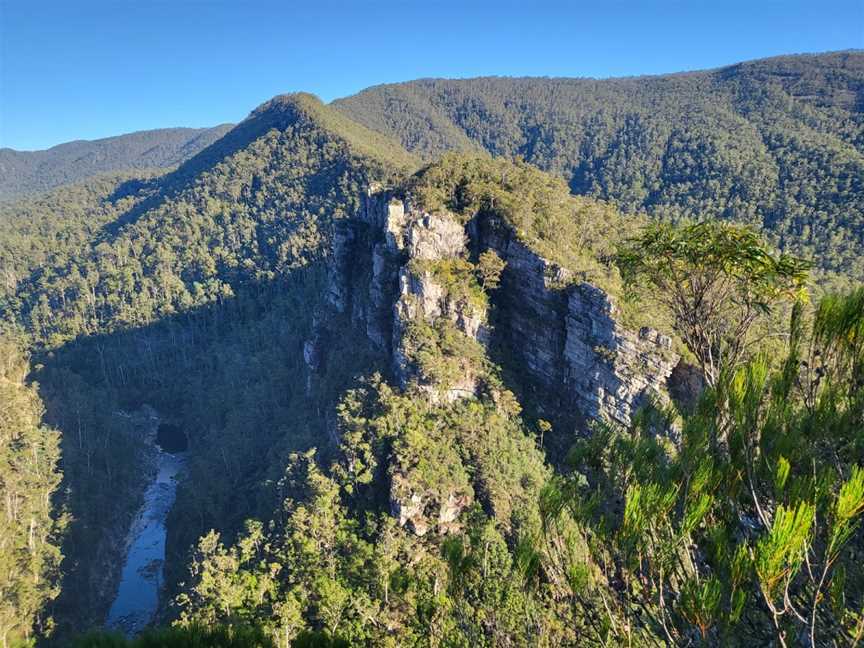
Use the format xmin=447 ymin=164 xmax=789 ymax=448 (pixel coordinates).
xmin=545 ymin=284 xmax=864 ymax=646
xmin=617 ymin=221 xmax=810 ymax=389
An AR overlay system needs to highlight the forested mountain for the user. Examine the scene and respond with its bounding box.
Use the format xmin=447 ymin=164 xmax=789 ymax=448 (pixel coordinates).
xmin=0 ymin=93 xmax=415 ymax=641
xmin=0 ymin=52 xmax=862 ymax=647
xmin=0 ymin=125 xmax=233 ymax=201
xmin=335 ymin=51 xmax=864 ymax=281
xmin=0 ymin=342 xmax=64 ymax=648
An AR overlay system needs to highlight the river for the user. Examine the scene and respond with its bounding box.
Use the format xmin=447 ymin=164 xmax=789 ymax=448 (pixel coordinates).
xmin=105 ymin=447 xmax=184 ymax=635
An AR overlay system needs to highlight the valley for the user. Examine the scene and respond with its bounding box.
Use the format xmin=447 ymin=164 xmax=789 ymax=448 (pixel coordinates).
xmin=0 ymin=50 xmax=862 ymax=647
xmin=107 ymin=445 xmax=184 ymax=634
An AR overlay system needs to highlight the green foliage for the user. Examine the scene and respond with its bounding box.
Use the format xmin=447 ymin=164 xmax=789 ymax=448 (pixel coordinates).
xmin=755 ymin=501 xmax=814 ymax=606
xmin=335 ymin=52 xmax=864 ymax=281
xmin=3 ymin=54 xmax=864 ymax=648
xmin=271 ymin=94 xmax=418 ymax=173
xmin=0 ymin=93 xmax=408 ymax=639
xmin=0 ymin=94 xmax=407 ymax=348
xmin=0 ymin=340 xmax=65 ymax=648
xmin=409 ymin=153 xmax=639 ymax=288
xmin=72 ymin=624 xmax=274 ymax=648
xmin=829 ymin=466 xmax=864 ymax=561
xmin=618 ymin=220 xmax=810 ymax=388
xmin=175 ymin=294 xmax=568 ymax=646
xmin=403 ymin=318 xmax=488 ymax=391
xmin=548 ymin=287 xmax=864 ymax=646
xmin=407 ymin=257 xmax=488 ymax=313
xmin=679 ymin=576 xmax=723 ymax=641
xmin=404 ymin=153 xmax=680 ymax=334
xmin=291 ymin=631 xmax=349 ymax=648
xmin=475 ymin=250 xmax=506 ymax=291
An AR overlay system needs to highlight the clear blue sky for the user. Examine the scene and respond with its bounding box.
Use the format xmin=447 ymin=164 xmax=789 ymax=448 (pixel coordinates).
xmin=1 ymin=0 xmax=861 ymax=150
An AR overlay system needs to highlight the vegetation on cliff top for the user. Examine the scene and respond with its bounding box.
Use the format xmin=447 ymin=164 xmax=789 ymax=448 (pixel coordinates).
xmin=409 ymin=153 xmax=640 ymax=289
xmin=0 ymin=52 xmax=862 ymax=647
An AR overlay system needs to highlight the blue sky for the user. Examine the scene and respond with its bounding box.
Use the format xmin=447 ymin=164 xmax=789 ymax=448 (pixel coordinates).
xmin=1 ymin=0 xmax=861 ymax=150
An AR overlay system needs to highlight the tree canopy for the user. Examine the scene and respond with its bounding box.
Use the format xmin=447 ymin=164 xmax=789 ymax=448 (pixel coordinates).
xmin=617 ymin=220 xmax=811 ymax=387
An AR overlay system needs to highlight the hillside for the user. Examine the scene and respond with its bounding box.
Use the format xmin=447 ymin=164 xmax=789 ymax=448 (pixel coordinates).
xmin=0 ymin=125 xmax=234 ymax=201
xmin=0 ymin=92 xmax=667 ymax=644
xmin=334 ymin=51 xmax=864 ymax=280
xmin=0 ymin=53 xmax=863 ymax=647
xmin=0 ymin=93 xmax=416 ymax=639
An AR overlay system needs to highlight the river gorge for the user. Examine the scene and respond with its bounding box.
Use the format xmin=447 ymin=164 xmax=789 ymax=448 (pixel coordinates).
xmin=105 ymin=419 xmax=186 ymax=635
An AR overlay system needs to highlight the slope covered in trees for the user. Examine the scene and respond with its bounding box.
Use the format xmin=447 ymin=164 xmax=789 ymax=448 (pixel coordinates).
xmin=0 ymin=93 xmax=416 ymax=639
xmin=0 ymin=125 xmax=233 ymax=201
xmin=334 ymin=51 xmax=864 ymax=281
xmin=0 ymin=341 xmax=65 ymax=648
xmin=167 ymin=157 xmax=864 ymax=646
xmin=0 ymin=52 xmax=862 ymax=647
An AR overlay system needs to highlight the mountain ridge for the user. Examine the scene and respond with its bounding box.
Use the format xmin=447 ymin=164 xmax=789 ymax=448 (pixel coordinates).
xmin=332 ymin=50 xmax=864 ymax=280
xmin=2 ymin=49 xmax=864 ymax=647
xmin=0 ymin=124 xmax=234 ymax=201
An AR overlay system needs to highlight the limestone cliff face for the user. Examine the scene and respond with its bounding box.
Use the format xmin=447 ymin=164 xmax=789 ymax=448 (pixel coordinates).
xmin=390 ymin=473 xmax=472 ymax=537
xmin=566 ymin=284 xmax=675 ymax=425
xmin=390 ymin=211 xmax=488 ymax=397
xmin=312 ymin=188 xmax=678 ymax=534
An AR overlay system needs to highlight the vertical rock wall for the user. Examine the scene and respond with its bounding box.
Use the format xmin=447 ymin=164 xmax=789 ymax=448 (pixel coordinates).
xmin=315 ymin=188 xmax=678 ymax=428
xmin=306 ymin=189 xmax=680 ymax=536
xmin=469 ymin=212 xmax=679 ymax=427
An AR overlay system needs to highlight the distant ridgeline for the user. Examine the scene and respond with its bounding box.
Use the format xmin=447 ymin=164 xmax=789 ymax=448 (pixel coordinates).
xmin=0 ymin=51 xmax=862 ymax=647
xmin=0 ymin=125 xmax=233 ymax=201
xmin=334 ymin=51 xmax=864 ymax=284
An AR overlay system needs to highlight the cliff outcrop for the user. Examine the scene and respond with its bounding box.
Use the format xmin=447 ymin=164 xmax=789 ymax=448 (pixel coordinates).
xmin=310 ymin=188 xmax=679 ymax=535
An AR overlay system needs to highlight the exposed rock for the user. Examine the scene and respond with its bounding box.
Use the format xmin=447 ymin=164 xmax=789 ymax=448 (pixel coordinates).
xmin=466 ymin=211 xmax=678 ymax=427
xmin=313 ymin=188 xmax=680 ymax=535
xmin=383 ymin=200 xmax=408 ymax=251
xmin=387 ymin=209 xmax=488 ymax=394
xmin=389 ymin=473 xmax=473 ymax=537
xmin=302 ymin=339 xmax=318 ymax=370
xmin=668 ymin=359 xmax=706 ymax=412
xmin=566 ymin=284 xmax=678 ymax=426
xmin=405 ymin=211 xmax=466 ymax=261
xmin=493 ymin=238 xmax=571 ymax=390
xmin=366 ymin=243 xmax=398 ymax=350
xmin=302 ymin=338 xmax=318 ymax=396
xmin=325 ymin=220 xmax=355 ymax=313
xmin=328 ymin=191 xmax=678 ymax=426
xmin=391 ymin=488 xmax=428 ymax=536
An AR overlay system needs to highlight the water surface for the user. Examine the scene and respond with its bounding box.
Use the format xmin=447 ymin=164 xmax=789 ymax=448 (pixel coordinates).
xmin=106 ymin=450 xmax=183 ymax=634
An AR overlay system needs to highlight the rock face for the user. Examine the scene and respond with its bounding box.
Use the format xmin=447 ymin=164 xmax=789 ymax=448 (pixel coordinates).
xmin=390 ymin=211 xmax=488 ymax=395
xmin=315 ymin=188 xmax=679 ymax=534
xmin=565 ymin=284 xmax=675 ymax=426
xmin=469 ymin=212 xmax=679 ymax=427
xmin=389 ymin=474 xmax=472 ymax=537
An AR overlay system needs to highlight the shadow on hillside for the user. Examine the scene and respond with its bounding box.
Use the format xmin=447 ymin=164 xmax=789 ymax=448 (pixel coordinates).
xmin=99 ymin=100 xmax=303 ymax=237
xmin=37 ymin=272 xmax=331 ymax=642
xmin=484 ymin=284 xmax=588 ymax=468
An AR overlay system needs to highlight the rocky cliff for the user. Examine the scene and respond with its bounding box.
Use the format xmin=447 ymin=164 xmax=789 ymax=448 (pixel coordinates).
xmin=308 ymin=187 xmax=679 ymax=534
xmin=321 ymin=190 xmax=678 ymax=423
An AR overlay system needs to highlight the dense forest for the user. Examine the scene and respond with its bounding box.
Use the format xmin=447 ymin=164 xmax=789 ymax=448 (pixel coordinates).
xmin=0 ymin=125 xmax=233 ymax=202
xmin=0 ymin=52 xmax=862 ymax=647
xmin=0 ymin=342 xmax=65 ymax=648
xmin=0 ymin=92 xmax=413 ymax=643
xmin=335 ymin=51 xmax=864 ymax=283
